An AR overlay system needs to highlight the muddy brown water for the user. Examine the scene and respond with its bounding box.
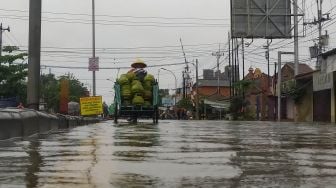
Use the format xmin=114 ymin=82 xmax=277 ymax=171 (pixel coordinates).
xmin=1 ymin=120 xmax=336 ymax=187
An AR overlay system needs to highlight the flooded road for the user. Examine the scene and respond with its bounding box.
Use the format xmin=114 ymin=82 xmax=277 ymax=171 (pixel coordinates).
xmin=1 ymin=120 xmax=336 ymax=187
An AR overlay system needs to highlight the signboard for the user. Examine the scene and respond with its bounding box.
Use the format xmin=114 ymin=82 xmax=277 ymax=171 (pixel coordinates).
xmin=231 ymin=0 xmax=292 ymax=38
xmin=313 ymin=71 xmax=333 ymax=92
xmin=89 ymin=57 xmax=99 ymax=71
xmin=161 ymin=97 xmax=174 ymax=106
xmin=80 ymin=96 xmax=103 ymax=116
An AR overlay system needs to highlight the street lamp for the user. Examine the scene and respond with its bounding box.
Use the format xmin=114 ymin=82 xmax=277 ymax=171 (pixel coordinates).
xmin=161 ymin=68 xmax=177 ymax=105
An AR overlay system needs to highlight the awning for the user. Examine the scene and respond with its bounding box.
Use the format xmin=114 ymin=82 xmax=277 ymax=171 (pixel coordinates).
xmin=204 ymin=99 xmax=230 ymax=109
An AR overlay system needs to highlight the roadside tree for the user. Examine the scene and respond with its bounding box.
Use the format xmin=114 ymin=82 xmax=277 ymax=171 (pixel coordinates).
xmin=0 ymin=46 xmax=27 ymax=103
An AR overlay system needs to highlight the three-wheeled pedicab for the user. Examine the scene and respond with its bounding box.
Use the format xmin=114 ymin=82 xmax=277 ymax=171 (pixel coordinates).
xmin=113 ymin=81 xmax=159 ymax=124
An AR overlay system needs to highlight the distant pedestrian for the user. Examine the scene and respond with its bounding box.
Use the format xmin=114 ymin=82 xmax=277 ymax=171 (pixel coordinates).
xmin=103 ymin=102 xmax=109 ymax=118
xmin=177 ymin=108 xmax=181 ymax=120
xmin=186 ymin=110 xmax=192 ymax=120
xmin=17 ymin=102 xmax=24 ymax=109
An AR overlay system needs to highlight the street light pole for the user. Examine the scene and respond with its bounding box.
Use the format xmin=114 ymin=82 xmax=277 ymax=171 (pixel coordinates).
xmin=277 ymin=51 xmax=294 ymax=122
xmin=161 ymin=68 xmax=177 ymax=105
xmin=195 ymin=59 xmax=200 ymax=120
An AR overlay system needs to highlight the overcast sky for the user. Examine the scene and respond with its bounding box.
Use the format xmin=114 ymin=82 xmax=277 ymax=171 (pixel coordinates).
xmin=1 ymin=0 xmax=335 ymax=104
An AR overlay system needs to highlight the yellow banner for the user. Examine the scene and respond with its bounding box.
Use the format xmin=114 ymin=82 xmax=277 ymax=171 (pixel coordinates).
xmin=80 ymin=96 xmax=103 ymax=116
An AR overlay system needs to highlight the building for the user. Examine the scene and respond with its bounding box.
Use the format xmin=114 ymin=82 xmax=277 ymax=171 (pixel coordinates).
xmin=312 ymin=48 xmax=336 ymax=122
xmin=295 ymin=71 xmax=314 ymax=122
xmin=279 ymin=63 xmax=313 ymax=120
xmin=191 ymin=68 xmax=234 ymax=119
xmin=244 ymin=67 xmax=271 ymax=120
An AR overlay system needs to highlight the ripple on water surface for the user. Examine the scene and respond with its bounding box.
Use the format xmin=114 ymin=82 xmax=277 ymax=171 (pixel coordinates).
xmin=1 ymin=121 xmax=336 ymax=187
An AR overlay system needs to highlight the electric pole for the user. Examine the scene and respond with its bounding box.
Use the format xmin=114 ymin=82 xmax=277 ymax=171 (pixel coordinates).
xmin=27 ymin=0 xmax=42 ymax=110
xmin=304 ymin=0 xmax=330 ymax=69
xmin=228 ymin=33 xmax=232 ymax=98
xmin=241 ymin=38 xmax=245 ymax=79
xmin=195 ymin=59 xmax=200 ymax=120
xmin=264 ymin=39 xmax=272 ymax=87
xmin=180 ymin=38 xmax=190 ymax=99
xmin=0 ymin=23 xmax=10 ymax=57
xmin=92 ymin=0 xmax=96 ymax=96
xmin=232 ymin=38 xmax=236 ymax=96
xmin=212 ymin=47 xmax=225 ymax=94
xmin=294 ymin=0 xmax=299 ymax=76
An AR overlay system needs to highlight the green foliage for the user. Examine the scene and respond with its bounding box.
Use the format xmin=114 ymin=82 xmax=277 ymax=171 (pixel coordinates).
xmin=0 ymin=46 xmax=27 ymax=103
xmin=229 ymin=96 xmax=248 ymax=120
xmin=232 ymin=80 xmax=253 ymax=95
xmin=176 ymin=98 xmax=193 ymax=110
xmin=40 ymin=74 xmax=60 ymax=112
xmin=287 ymin=83 xmax=306 ymax=104
xmin=230 ymin=80 xmax=253 ymax=120
xmin=41 ymin=73 xmax=89 ymax=112
xmin=61 ymin=74 xmax=89 ymax=102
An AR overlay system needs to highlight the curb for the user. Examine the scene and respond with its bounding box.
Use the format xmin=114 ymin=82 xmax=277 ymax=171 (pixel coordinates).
xmin=0 ymin=108 xmax=99 ymax=140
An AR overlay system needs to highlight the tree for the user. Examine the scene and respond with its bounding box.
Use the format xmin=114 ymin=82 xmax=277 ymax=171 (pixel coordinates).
xmin=176 ymin=98 xmax=193 ymax=110
xmin=41 ymin=73 xmax=89 ymax=113
xmin=0 ymin=46 xmax=28 ymax=103
xmin=230 ymin=80 xmax=253 ymax=120
xmin=41 ymin=74 xmax=60 ymax=112
xmin=59 ymin=74 xmax=89 ymax=102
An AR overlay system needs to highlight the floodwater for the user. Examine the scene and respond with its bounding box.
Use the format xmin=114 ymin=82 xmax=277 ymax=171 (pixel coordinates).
xmin=1 ymin=120 xmax=336 ymax=188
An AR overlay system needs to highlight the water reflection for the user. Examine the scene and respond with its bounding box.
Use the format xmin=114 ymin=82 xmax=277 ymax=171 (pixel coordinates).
xmin=0 ymin=121 xmax=336 ymax=187
xmin=25 ymin=139 xmax=42 ymax=188
xmin=113 ymin=123 xmax=160 ymax=161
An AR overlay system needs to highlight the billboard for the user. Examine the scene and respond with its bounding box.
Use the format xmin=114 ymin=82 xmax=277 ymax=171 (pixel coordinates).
xmin=231 ymin=0 xmax=292 ymax=39
xmin=80 ymin=96 xmax=103 ymax=116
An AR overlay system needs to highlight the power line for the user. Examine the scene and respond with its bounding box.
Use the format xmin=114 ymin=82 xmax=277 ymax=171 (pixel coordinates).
xmin=0 ymin=14 xmax=230 ymax=28
xmin=0 ymin=8 xmax=230 ymax=21
xmin=41 ymin=61 xmax=187 ymax=69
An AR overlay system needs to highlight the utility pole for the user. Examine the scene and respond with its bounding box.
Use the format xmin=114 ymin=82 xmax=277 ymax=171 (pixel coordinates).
xmin=317 ymin=0 xmax=322 ymax=69
xmin=232 ymin=38 xmax=236 ymax=96
xmin=294 ymin=0 xmax=299 ymax=76
xmin=180 ymin=38 xmax=190 ymax=99
xmin=274 ymin=61 xmax=277 ymax=121
xmin=92 ymin=0 xmax=96 ymax=96
xmin=228 ymin=33 xmax=232 ymax=98
xmin=236 ymin=38 xmax=240 ymax=82
xmin=195 ymin=59 xmax=200 ymax=120
xmin=304 ymin=0 xmax=330 ymax=69
xmin=277 ymin=52 xmax=294 ymax=122
xmin=264 ymin=39 xmax=272 ymax=87
xmin=241 ymin=38 xmax=245 ymax=79
xmin=0 ymin=23 xmax=10 ymax=57
xmin=212 ymin=46 xmax=225 ymax=94
xmin=182 ymin=71 xmax=186 ymax=99
xmin=27 ymin=0 xmax=42 ymax=110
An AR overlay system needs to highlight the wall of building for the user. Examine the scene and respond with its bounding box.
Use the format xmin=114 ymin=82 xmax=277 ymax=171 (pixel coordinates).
xmin=296 ymin=82 xmax=313 ymax=122
xmin=197 ymin=86 xmax=230 ymax=97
